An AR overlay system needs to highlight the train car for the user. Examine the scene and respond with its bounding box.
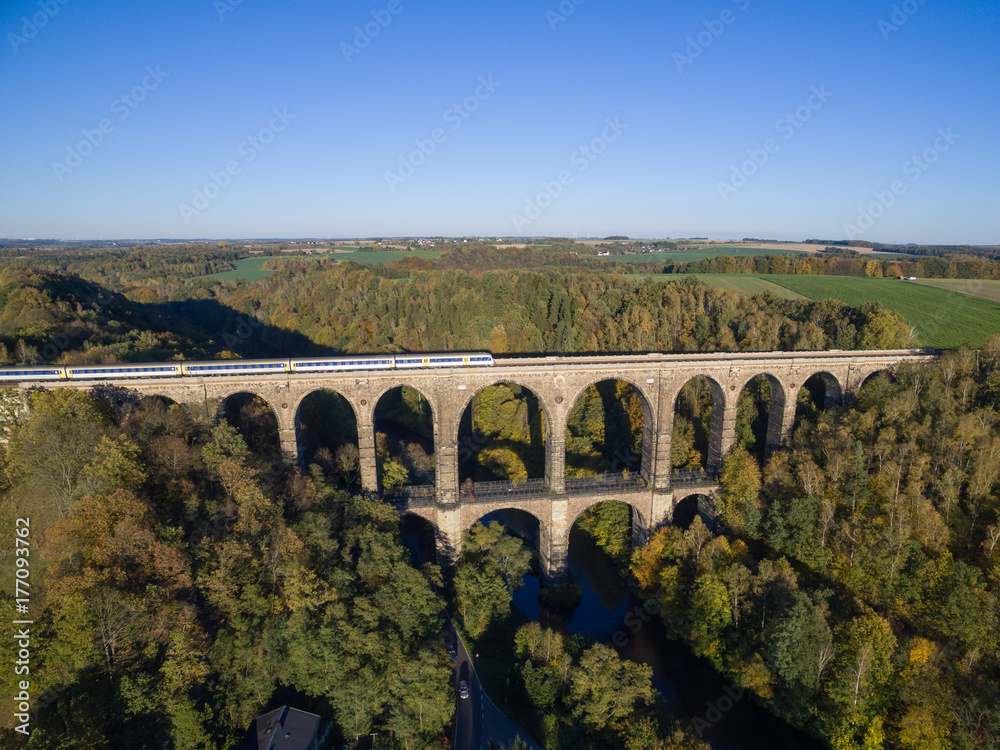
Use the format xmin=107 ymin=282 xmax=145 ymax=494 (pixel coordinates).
xmin=394 ymin=352 xmax=494 ymax=368
xmin=0 ymin=365 xmax=67 ymax=381
xmin=181 ymin=359 xmax=289 ymax=376
xmin=290 ymin=356 xmax=394 ymax=373
xmin=66 ymin=364 xmax=183 ymax=379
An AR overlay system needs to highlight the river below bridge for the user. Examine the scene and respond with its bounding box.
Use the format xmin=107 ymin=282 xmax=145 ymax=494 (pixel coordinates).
xmin=495 ymin=511 xmax=823 ymax=750
xmin=399 ymin=507 xmax=824 ymax=749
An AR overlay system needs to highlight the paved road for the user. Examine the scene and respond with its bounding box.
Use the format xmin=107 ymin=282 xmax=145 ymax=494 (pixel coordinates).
xmin=451 ymin=620 xmax=480 ymax=750
xmin=447 ymin=618 xmax=542 ymax=750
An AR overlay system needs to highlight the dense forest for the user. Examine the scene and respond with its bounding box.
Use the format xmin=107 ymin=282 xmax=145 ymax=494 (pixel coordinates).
xmin=631 ymin=347 xmax=1000 ymax=749
xmin=803 ymin=241 xmax=1000 ymax=261
xmin=0 ymin=388 xmax=451 ymax=748
xmin=657 ymin=252 xmax=1000 ymax=280
xmin=208 ymin=264 xmax=915 ymax=356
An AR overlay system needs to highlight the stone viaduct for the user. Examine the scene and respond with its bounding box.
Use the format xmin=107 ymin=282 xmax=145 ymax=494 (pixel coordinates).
xmin=18 ymin=349 xmax=936 ymax=583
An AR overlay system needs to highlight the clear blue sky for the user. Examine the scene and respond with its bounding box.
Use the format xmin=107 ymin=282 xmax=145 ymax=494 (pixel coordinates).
xmin=1 ymin=0 xmax=997 ymax=243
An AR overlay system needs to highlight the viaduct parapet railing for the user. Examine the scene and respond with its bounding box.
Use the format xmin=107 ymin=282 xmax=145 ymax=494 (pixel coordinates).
xmin=9 ymin=349 xmax=936 ymax=583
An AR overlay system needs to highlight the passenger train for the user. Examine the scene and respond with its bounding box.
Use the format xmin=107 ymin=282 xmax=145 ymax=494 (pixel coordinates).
xmin=0 ymin=352 xmax=496 ymax=382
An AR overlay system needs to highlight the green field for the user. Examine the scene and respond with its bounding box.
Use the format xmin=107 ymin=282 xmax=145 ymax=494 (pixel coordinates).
xmin=205 ymin=256 xmax=282 ymax=281
xmin=600 ymin=246 xmax=808 ymax=264
xmin=914 ymin=278 xmax=1000 ymax=304
xmin=336 ymin=250 xmax=444 ymax=264
xmin=202 ymin=250 xmax=444 ymax=281
xmin=627 ymin=273 xmax=805 ymax=300
xmin=764 ymin=275 xmax=1000 ymax=348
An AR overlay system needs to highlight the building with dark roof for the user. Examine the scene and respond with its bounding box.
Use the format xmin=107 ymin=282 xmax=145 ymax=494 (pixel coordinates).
xmin=233 ymin=706 xmax=320 ymax=750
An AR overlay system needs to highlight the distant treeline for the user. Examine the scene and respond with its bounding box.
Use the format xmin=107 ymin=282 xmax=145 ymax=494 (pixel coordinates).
xmin=660 ymin=252 xmax=1000 ymax=279
xmin=804 ymin=239 xmax=1000 ymax=260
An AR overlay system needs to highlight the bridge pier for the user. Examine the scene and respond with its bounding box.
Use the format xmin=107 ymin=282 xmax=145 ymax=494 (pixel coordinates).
xmin=357 ymin=420 xmax=379 ymax=493
xmin=434 ymin=506 xmax=463 ymax=571
xmin=651 ymin=491 xmax=675 ymax=528
xmin=651 ymin=433 xmax=673 ymax=491
xmin=279 ymin=428 xmax=298 ymax=465
xmin=652 ymin=377 xmax=675 ymax=491
xmin=436 ymin=441 xmax=459 ymax=505
xmin=765 ymin=385 xmax=799 ymax=457
xmin=541 ymin=498 xmax=569 ymax=586
xmin=707 ymin=387 xmax=738 ymax=473
xmin=545 ymin=434 xmax=566 ymax=495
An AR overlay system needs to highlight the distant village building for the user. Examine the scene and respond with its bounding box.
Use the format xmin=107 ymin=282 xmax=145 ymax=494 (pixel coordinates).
xmin=233 ymin=706 xmax=320 ymax=750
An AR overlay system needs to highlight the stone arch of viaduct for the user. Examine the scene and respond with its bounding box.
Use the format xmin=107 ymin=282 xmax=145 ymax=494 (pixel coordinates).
xmin=37 ymin=351 xmax=931 ymax=582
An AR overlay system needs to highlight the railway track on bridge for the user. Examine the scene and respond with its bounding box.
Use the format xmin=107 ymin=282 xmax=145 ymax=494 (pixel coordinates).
xmin=384 ymin=470 xmax=720 ymax=508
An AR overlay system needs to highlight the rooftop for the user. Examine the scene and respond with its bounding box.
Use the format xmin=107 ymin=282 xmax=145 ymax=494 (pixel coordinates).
xmin=236 ymin=706 xmax=320 ymax=750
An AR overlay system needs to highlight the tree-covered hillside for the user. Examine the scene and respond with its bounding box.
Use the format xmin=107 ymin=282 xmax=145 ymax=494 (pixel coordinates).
xmin=631 ymin=347 xmax=1000 ymax=749
xmin=0 ymin=390 xmax=451 ymax=749
xmin=216 ymin=265 xmax=913 ymax=355
xmin=0 ymin=261 xmax=914 ymax=366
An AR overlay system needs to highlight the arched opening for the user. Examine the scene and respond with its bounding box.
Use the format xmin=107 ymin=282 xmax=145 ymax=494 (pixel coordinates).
xmin=222 ymin=392 xmax=281 ymax=461
xmin=457 ymin=382 xmax=545 ymax=484
xmin=460 ymin=509 xmax=541 ymax=631
xmin=565 ymin=380 xmax=646 ymax=478
xmin=472 ymin=508 xmax=542 ymax=554
xmin=122 ymin=394 xmax=179 ymax=429
xmin=672 ymin=376 xmax=723 ymax=471
xmin=735 ymin=374 xmax=777 ymax=466
xmin=673 ymin=493 xmax=717 ymax=531
xmin=373 ymin=386 xmax=435 ymax=491
xmin=399 ymin=513 xmax=437 ymax=568
xmin=297 ymin=389 xmax=360 ymax=489
xmin=794 ymin=372 xmax=843 ymax=427
xmin=551 ymin=500 xmax=639 ymax=632
xmin=137 ymin=394 xmax=178 ymax=411
xmin=855 ymin=370 xmax=896 ymax=412
xmin=572 ymin=500 xmax=639 ymax=569
xmin=122 ymin=395 xmax=191 ymax=451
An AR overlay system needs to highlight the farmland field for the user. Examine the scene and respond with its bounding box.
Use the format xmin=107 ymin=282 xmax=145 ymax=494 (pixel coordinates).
xmin=204 ymin=256 xmax=282 ymax=281
xmin=627 ymin=274 xmax=805 ymax=300
xmin=336 ymin=250 xmax=444 ymax=264
xmin=600 ymin=246 xmax=808 ymax=264
xmin=764 ymin=275 xmax=1000 ymax=348
xmin=913 ymin=278 xmax=1000 ymax=304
